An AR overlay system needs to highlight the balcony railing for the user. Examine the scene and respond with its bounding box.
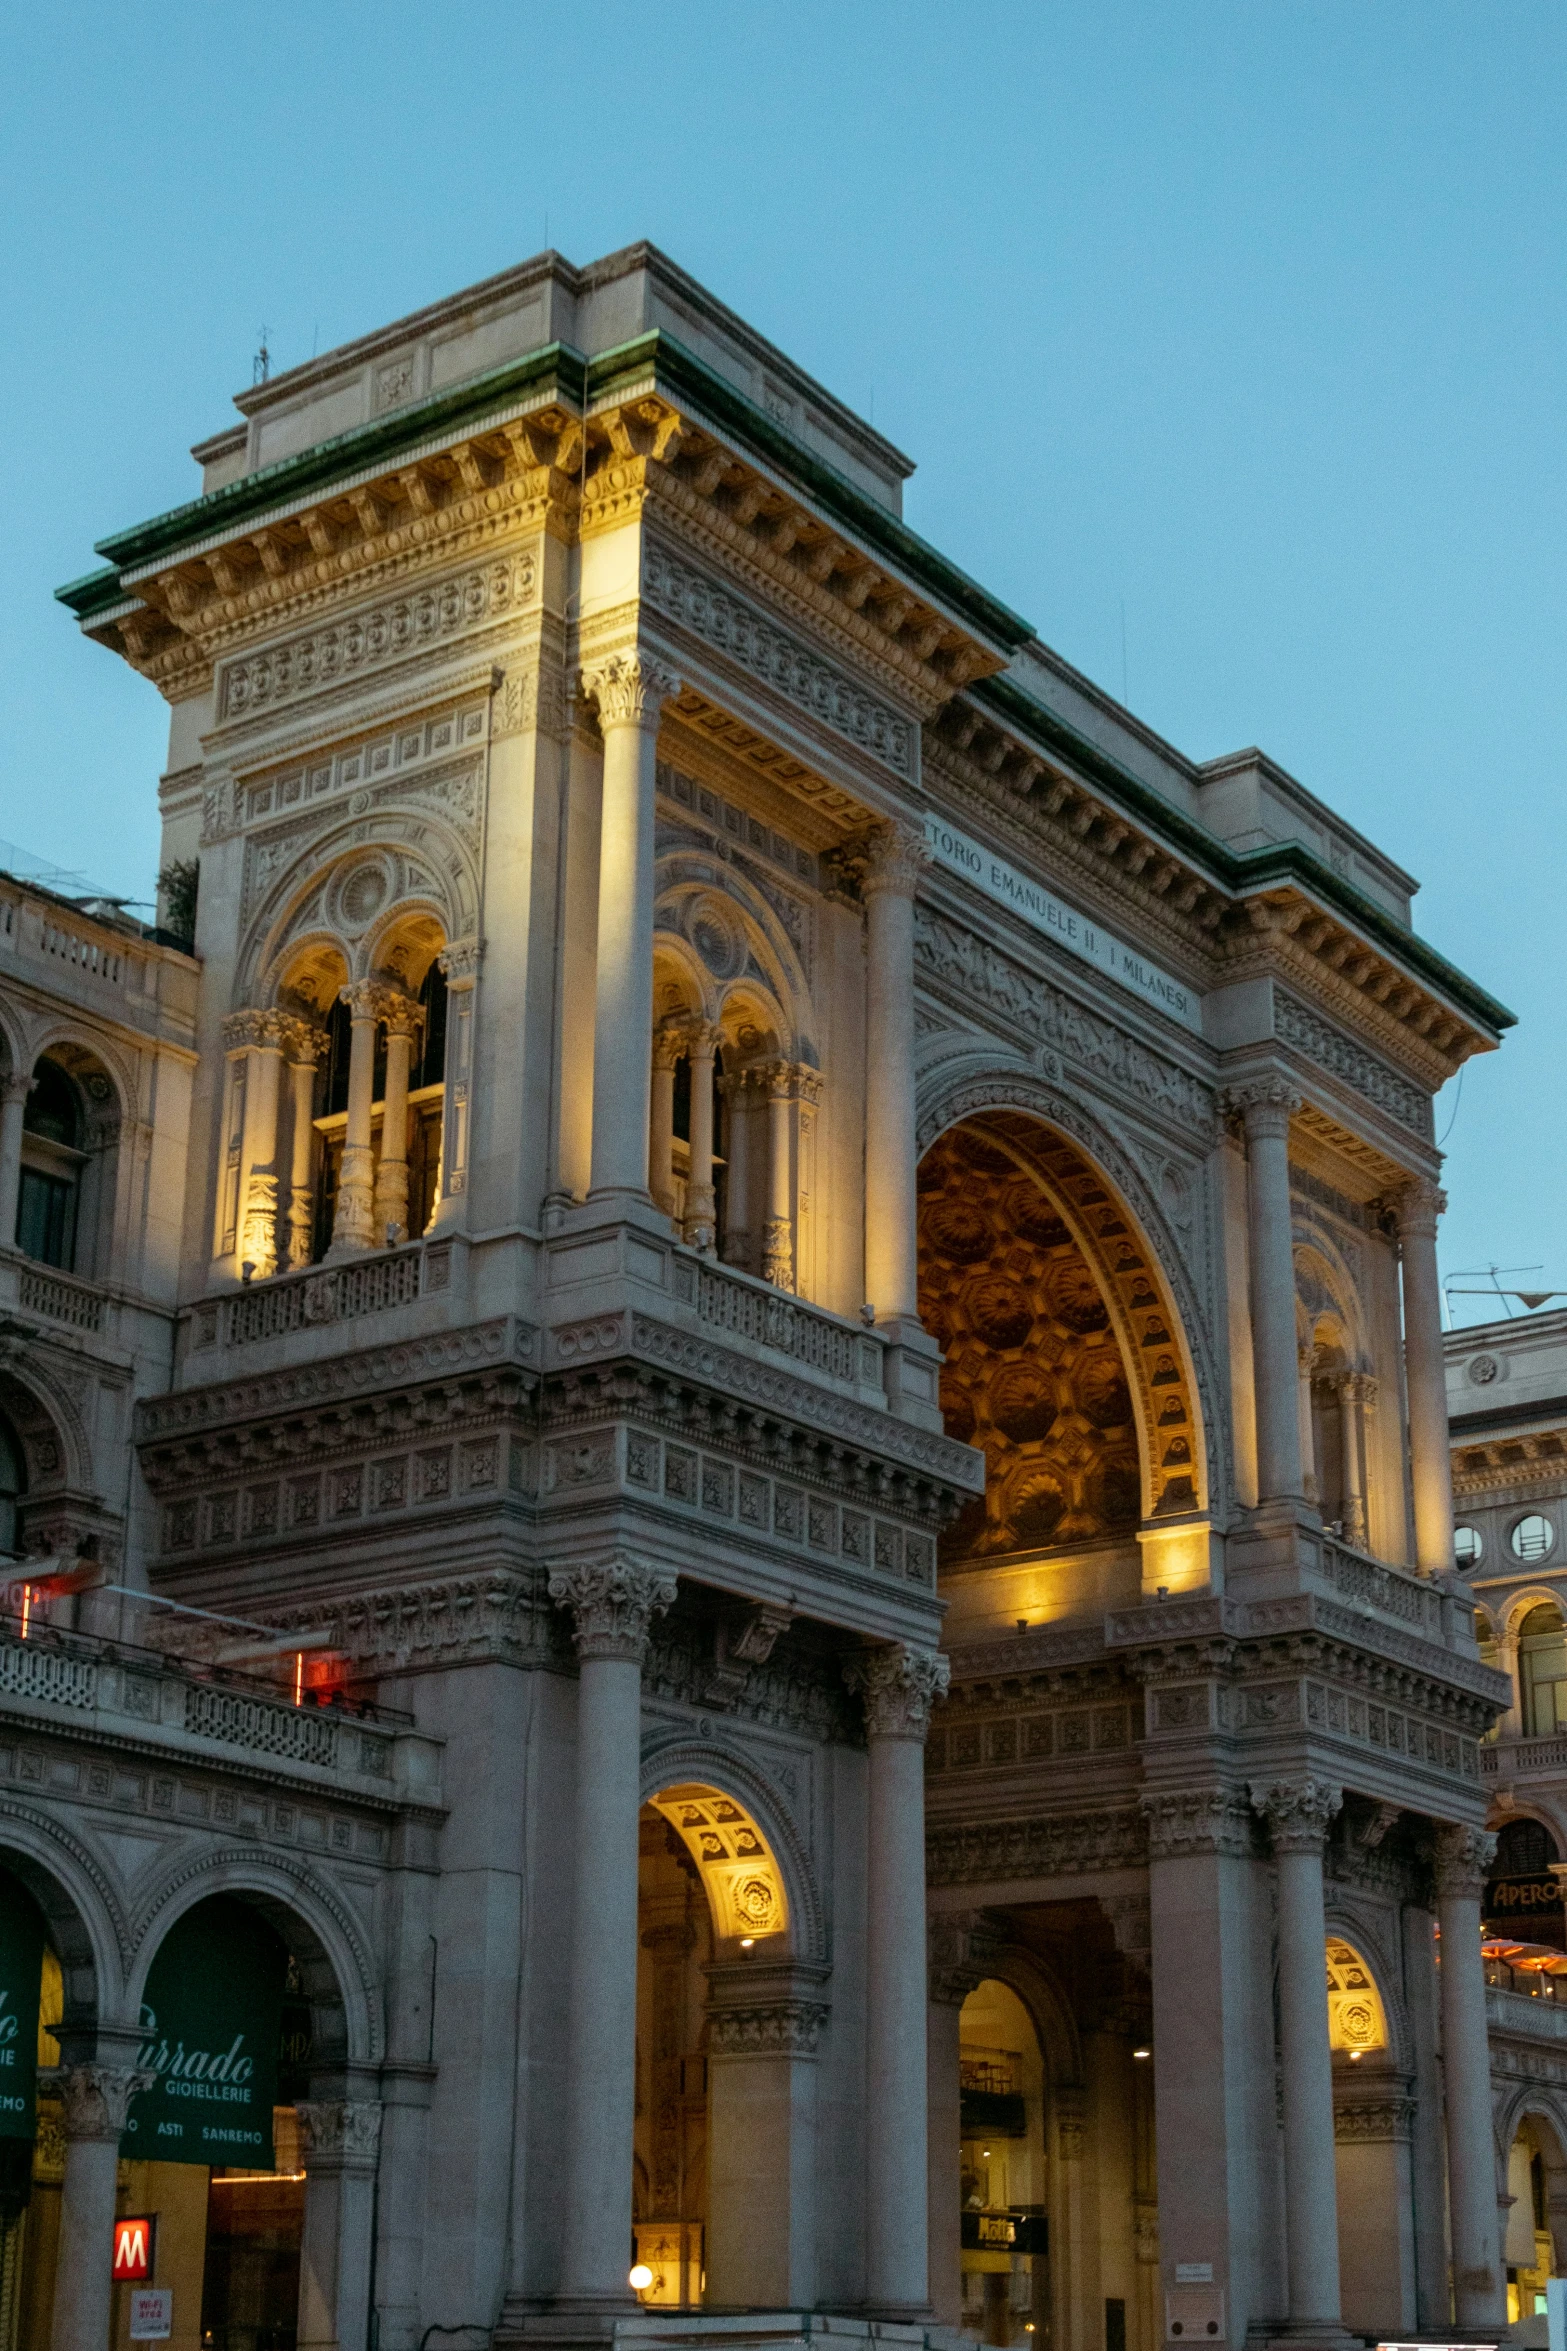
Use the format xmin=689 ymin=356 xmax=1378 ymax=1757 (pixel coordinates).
xmin=190 ymin=1240 xmax=447 ymax=1352
xmin=1317 ymin=1537 xmax=1448 ymax=1642
xmin=668 ymin=1251 xmax=883 ymax=1391
xmin=1481 ymin=1733 xmax=1567 ymax=1779
xmin=16 ymin=1261 xmax=106 ymax=1334
xmin=0 ymin=1611 xmax=407 ymax=1782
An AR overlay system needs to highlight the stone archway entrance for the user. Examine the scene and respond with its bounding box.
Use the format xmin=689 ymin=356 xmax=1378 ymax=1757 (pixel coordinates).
xmin=634 ymin=1781 xmax=817 ymax=2312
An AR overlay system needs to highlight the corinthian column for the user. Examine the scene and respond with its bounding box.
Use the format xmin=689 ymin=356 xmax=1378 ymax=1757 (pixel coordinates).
xmin=1392 ymin=1180 xmax=1455 ymax=1573
xmin=228 ymin=1009 xmax=286 ymax=1278
xmin=649 ymin=1026 xmax=681 ymax=1216
xmin=373 ymin=993 xmax=423 ymax=1246
xmin=682 ymin=1019 xmax=721 ymax=1253
xmin=327 ymin=982 xmax=384 ymax=1260
xmin=295 ymin=2099 xmax=384 ymax=2351
xmin=1226 ymin=1081 xmax=1304 ymax=1503
xmin=846 ymin=1642 xmax=950 ymax=2315
xmin=862 ymin=824 xmax=931 ymax=1329
xmin=280 ymin=1020 xmax=323 ymax=1271
xmin=763 ymin=1060 xmax=796 ymax=1290
xmin=0 ymin=1068 xmax=32 ymax=1247
xmin=1434 ymin=1825 xmax=1506 ymax=2329
xmin=582 ymin=654 xmax=681 ymax=1206
xmin=46 ymin=2061 xmax=154 ymax=2351
xmin=1338 ymin=1373 xmax=1375 ymax=1548
xmin=1252 ymin=1780 xmax=1344 ymax=2337
xmin=547 ymin=1556 xmax=678 ymax=2309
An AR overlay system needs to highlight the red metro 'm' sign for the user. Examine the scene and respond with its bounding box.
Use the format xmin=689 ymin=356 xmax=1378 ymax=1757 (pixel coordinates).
xmin=112 ymin=2216 xmax=155 ymax=2282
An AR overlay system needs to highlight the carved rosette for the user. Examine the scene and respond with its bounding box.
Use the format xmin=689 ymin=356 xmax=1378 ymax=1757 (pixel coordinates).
xmin=844 ymin=1643 xmax=951 ymax=1741
xmin=928 ymin=1909 xmax=1003 ymax=2006
xmin=1140 ymin=1787 xmax=1252 ymax=1860
xmin=1432 ymin=1823 xmax=1496 ymax=1902
xmin=862 ymin=821 xmax=933 ymax=902
xmin=295 ymin=2098 xmax=384 ymax=2165
xmin=1219 ymin=1076 xmax=1302 ymax=1143
xmin=706 ymin=2001 xmax=829 ymax=2057
xmin=42 ymin=2063 xmax=155 ymax=2141
xmin=580 ymin=652 xmax=682 ymax=734
xmin=1251 ymin=1778 xmax=1343 ymax=1854
xmin=548 ymin=1558 xmax=679 ymax=1664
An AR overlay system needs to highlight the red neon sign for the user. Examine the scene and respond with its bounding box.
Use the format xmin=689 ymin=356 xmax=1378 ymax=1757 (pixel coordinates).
xmin=112 ymin=2215 xmax=155 ymax=2282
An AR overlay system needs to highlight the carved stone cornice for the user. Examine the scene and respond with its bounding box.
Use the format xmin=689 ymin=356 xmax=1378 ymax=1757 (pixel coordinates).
xmin=438 ymin=938 xmax=482 ymax=988
xmin=295 ymin=2098 xmax=384 ymax=2164
xmin=42 ymin=2063 xmax=155 ymax=2141
xmin=706 ymin=2001 xmax=829 ymax=2056
xmin=1251 ymin=1778 xmax=1342 ymax=1854
xmin=845 ymin=1643 xmax=950 ymax=1740
xmin=579 ymin=652 xmax=681 ymax=734
xmin=1333 ymin=2094 xmax=1415 ymax=2144
xmin=1141 ymin=1788 xmax=1252 ymax=1860
xmin=547 ymin=1557 xmax=679 ymax=1664
xmin=927 ymin=1808 xmax=1147 ymax=1887
xmin=262 ymin=1570 xmax=558 ymax=1676
xmin=1432 ymin=1823 xmax=1496 ymax=1902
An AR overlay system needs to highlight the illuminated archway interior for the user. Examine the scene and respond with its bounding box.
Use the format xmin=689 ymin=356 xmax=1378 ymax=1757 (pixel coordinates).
xmin=1326 ymin=1936 xmax=1388 ymax=2051
xmin=648 ymin=1782 xmax=789 ymax=1946
xmin=918 ymin=1117 xmax=1201 ymax=1567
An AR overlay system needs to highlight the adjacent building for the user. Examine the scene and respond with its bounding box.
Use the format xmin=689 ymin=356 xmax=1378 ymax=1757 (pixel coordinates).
xmin=0 ymin=240 xmax=1529 ymax=2351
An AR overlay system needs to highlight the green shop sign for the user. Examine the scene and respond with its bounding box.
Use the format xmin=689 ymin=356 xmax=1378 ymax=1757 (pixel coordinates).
xmin=122 ymin=1898 xmax=287 ymax=2168
xmin=0 ymin=1873 xmax=46 ymax=2141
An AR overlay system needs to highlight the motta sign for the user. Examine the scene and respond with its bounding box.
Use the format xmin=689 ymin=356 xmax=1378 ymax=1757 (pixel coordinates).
xmin=121 ymin=1898 xmax=288 ymax=2169
xmin=0 ymin=1871 xmax=46 ymax=2141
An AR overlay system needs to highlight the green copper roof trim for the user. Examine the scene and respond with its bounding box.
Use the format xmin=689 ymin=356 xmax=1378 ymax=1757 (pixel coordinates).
xmin=56 ymin=566 xmax=125 ymax=619
xmin=586 ymin=330 xmax=1035 ymax=654
xmin=971 ymin=673 xmax=1515 ymax=1036
xmin=56 ymin=326 xmax=1033 ymax=654
xmin=74 ymin=341 xmax=590 ymax=581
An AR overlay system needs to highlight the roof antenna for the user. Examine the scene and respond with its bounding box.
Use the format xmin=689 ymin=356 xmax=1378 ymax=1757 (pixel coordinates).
xmin=253 ymin=326 xmax=270 ymax=387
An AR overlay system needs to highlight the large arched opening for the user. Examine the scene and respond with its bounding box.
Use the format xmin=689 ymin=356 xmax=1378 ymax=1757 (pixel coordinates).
xmin=1325 ymin=1930 xmax=1417 ymax=2337
xmin=917 ymin=1111 xmax=1209 ymax=1638
xmin=632 ymin=1774 xmax=813 ymax=2311
xmin=958 ymin=1978 xmax=1050 ymax=2346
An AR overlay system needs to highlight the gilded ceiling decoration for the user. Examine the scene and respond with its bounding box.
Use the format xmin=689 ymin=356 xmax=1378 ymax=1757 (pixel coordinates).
xmin=918 ymin=1120 xmax=1201 ymax=1567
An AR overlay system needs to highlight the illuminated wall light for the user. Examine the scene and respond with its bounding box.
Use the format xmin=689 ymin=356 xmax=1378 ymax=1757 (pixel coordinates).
xmin=629 ymin=2264 xmax=654 ymax=2292
xmin=1133 ymin=2046 xmax=1151 ymax=2060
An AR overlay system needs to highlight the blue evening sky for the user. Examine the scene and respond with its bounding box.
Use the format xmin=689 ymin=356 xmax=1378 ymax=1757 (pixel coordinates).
xmin=3 ymin=3 xmax=1561 ymax=1324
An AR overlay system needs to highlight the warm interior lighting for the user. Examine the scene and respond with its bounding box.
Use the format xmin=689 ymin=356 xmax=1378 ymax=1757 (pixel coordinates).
xmin=629 ymin=2264 xmax=654 ymax=2292
xmin=1349 ymin=2048 xmax=1362 ymax=2062
xmin=1133 ymin=2046 xmax=1151 ymax=2060
xmin=294 ymin=1651 xmax=304 ymax=1706
xmin=18 ymin=1584 xmax=30 ymax=1640
xmin=739 ymin=1937 xmax=755 ymax=1951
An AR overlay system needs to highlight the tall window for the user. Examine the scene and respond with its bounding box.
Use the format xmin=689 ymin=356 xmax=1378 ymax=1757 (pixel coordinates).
xmin=15 ymin=1060 xmax=82 ymax=1270
xmin=1519 ymin=1604 xmax=1567 ymax=1737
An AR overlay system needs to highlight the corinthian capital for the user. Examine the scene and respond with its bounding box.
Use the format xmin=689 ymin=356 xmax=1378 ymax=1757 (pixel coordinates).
xmin=548 ymin=1557 xmax=678 ymax=1663
xmin=1219 ymin=1077 xmax=1302 ymax=1140
xmin=580 ymin=652 xmax=682 ymax=733
xmin=1386 ymin=1176 xmax=1447 ymax=1240
xmin=43 ymin=2062 xmax=155 ymax=2141
xmin=294 ymin=2098 xmax=384 ymax=2164
xmin=1432 ymin=1822 xmax=1495 ymax=1901
xmin=862 ymin=821 xmax=933 ymax=901
xmin=1251 ymin=1778 xmax=1342 ymax=1853
xmin=221 ymin=1008 xmax=281 ymax=1052
xmin=844 ymin=1642 xmax=950 ymax=1740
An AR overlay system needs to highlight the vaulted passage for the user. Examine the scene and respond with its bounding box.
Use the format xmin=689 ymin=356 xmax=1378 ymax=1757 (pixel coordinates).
xmin=918 ymin=1115 xmax=1203 ymax=1596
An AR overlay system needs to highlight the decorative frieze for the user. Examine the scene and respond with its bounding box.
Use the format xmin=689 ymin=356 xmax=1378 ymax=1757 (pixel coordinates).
xmin=216 ymin=553 xmax=538 ymax=723
xmin=707 ymin=2001 xmax=829 ymax=2056
xmin=1141 ymin=1788 xmax=1253 ymax=1860
xmin=270 ymin=1570 xmax=559 ymax=1677
xmin=1276 ymin=991 xmax=1431 ymax=1138
xmin=913 ymin=906 xmax=1213 ymax=1142
xmin=926 ymin=1807 xmax=1147 ymax=1887
xmin=643 ymin=540 xmax=917 ymax=780
xmin=928 ymin=1697 xmax=1139 ymax=1774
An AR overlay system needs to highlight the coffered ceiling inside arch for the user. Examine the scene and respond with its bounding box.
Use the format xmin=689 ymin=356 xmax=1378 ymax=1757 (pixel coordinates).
xmin=918 ymin=1119 xmax=1201 ymax=1567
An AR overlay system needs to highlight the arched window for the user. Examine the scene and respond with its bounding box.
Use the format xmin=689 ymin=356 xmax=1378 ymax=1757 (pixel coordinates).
xmin=1519 ymin=1604 xmax=1567 ymax=1737
xmin=0 ymin=1411 xmax=23 ymax=1559
xmin=15 ymin=1060 xmax=83 ymax=1269
xmin=1495 ymin=1817 xmax=1559 ymax=1876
